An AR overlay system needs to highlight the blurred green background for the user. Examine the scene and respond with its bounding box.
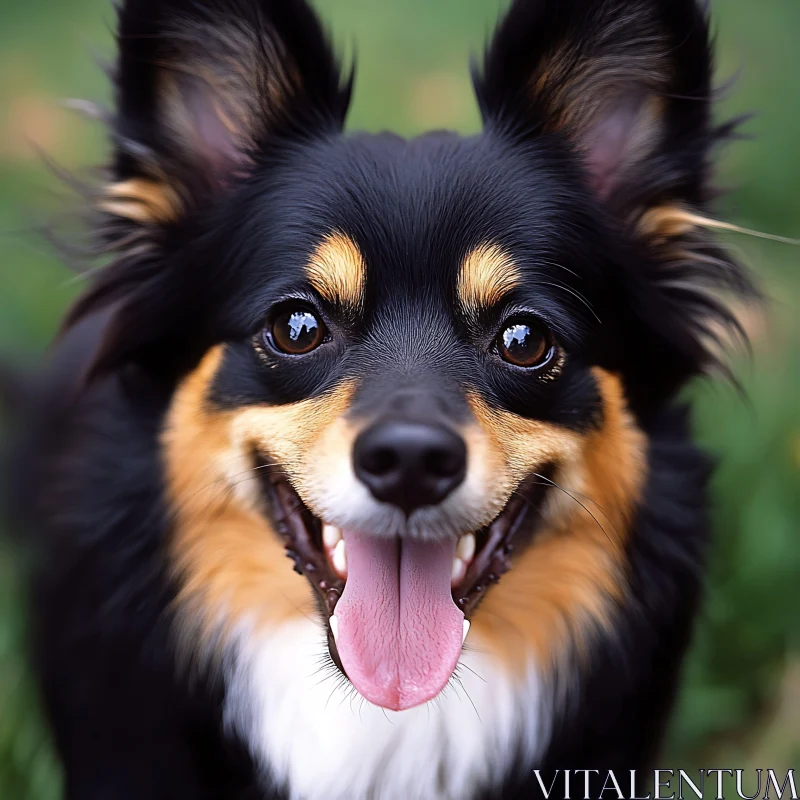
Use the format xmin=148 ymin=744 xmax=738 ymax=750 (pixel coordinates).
xmin=1 ymin=0 xmax=798 ymax=796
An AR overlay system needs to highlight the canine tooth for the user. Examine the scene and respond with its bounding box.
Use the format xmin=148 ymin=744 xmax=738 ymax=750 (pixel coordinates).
xmin=457 ymin=533 xmax=476 ymax=563
xmin=462 ymin=619 xmax=471 ymax=644
xmin=330 ymin=615 xmax=339 ymax=641
xmin=322 ymin=524 xmax=342 ymax=549
xmin=332 ymin=539 xmax=347 ymax=577
xmin=451 ymin=557 xmax=467 ymax=585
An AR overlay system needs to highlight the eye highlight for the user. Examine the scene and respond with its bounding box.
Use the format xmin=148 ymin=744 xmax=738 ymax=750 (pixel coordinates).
xmin=267 ymin=307 xmax=326 ymax=355
xmin=496 ymin=318 xmax=553 ymax=368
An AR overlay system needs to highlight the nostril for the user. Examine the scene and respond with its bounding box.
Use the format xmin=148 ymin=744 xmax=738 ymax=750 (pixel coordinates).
xmin=353 ymin=421 xmax=467 ymax=512
xmin=424 ymin=447 xmax=463 ymax=478
xmin=362 ymin=446 xmax=398 ymax=477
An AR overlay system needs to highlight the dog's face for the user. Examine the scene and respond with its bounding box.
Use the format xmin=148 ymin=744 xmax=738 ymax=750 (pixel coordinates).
xmin=71 ymin=0 xmax=750 ymax=710
xmin=164 ymin=136 xmax=644 ymax=709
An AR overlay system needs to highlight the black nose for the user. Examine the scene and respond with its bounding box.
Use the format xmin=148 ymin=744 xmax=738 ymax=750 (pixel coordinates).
xmin=353 ymin=422 xmax=467 ymax=514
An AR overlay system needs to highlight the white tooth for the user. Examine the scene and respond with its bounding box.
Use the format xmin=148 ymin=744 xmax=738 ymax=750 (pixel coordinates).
xmin=332 ymin=539 xmax=348 ymax=577
xmin=330 ymin=615 xmax=339 ymax=641
xmin=322 ymin=524 xmax=342 ymax=549
xmin=462 ymin=619 xmax=471 ymax=644
xmin=457 ymin=533 xmax=476 ymax=563
xmin=451 ymin=557 xmax=467 ymax=586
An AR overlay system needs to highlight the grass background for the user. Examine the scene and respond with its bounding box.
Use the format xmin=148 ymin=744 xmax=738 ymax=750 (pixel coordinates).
xmin=1 ymin=0 xmax=798 ymax=796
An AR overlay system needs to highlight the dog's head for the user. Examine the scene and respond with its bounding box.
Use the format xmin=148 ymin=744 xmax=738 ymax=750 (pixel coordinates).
xmin=67 ymin=0 xmax=754 ymax=710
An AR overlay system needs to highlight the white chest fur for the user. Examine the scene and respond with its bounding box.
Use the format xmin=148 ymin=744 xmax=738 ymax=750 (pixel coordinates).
xmin=223 ymin=619 xmax=549 ymax=800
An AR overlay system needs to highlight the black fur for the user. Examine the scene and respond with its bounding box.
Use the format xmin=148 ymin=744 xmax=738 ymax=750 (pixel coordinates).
xmin=5 ymin=0 xmax=757 ymax=798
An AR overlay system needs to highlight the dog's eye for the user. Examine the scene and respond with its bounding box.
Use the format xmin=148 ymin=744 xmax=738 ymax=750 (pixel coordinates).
xmin=496 ymin=319 xmax=552 ymax=368
xmin=267 ymin=308 xmax=326 ymax=355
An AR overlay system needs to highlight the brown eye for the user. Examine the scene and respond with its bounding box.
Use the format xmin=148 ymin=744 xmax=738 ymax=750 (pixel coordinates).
xmin=497 ymin=319 xmax=552 ymax=368
xmin=268 ymin=308 xmax=326 ymax=355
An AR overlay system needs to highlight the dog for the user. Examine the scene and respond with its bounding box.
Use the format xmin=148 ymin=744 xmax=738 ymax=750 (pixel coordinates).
xmin=6 ymin=0 xmax=758 ymax=797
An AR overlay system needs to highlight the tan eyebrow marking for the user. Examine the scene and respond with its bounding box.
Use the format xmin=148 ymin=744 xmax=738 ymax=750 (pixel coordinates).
xmin=305 ymin=233 xmax=366 ymax=312
xmin=457 ymin=243 xmax=521 ymax=318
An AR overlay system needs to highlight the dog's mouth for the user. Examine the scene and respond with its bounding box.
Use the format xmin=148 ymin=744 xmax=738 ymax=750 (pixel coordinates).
xmin=261 ymin=465 xmax=548 ymax=711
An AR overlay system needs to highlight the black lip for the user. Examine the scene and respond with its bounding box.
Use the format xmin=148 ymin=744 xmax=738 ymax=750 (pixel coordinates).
xmin=258 ymin=454 xmax=555 ymax=617
xmin=263 ymin=471 xmax=346 ymax=617
xmin=453 ymin=471 xmax=552 ymax=617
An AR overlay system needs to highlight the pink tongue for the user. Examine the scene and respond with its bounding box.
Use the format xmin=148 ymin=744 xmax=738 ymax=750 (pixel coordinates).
xmin=334 ymin=531 xmax=464 ymax=711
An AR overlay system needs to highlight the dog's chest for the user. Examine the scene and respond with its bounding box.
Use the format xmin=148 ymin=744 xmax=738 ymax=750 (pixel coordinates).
xmin=223 ymin=620 xmax=548 ymax=800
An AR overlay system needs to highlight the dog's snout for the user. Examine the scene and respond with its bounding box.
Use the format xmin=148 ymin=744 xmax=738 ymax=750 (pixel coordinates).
xmin=353 ymin=422 xmax=466 ymax=514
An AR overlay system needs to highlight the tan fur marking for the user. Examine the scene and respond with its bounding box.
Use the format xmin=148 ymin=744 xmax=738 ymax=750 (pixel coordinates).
xmin=457 ymin=244 xmax=521 ymax=319
xmin=100 ymin=178 xmax=181 ymax=225
xmin=469 ymin=369 xmax=647 ymax=673
xmin=466 ymin=395 xmax=583 ymax=494
xmin=636 ymin=205 xmax=800 ymax=247
xmin=305 ymin=233 xmax=367 ymax=312
xmin=636 ymin=205 xmax=707 ymax=245
xmin=634 ymin=205 xmax=770 ymax=363
xmin=163 ymin=345 xmax=355 ymax=652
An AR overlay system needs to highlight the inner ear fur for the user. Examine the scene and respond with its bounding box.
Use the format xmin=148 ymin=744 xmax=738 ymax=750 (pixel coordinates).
xmin=475 ymin=0 xmax=716 ymax=209
xmin=105 ymin=0 xmax=351 ymax=225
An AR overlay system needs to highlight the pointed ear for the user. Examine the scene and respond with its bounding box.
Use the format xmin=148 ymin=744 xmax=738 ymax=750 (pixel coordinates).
xmin=64 ymin=0 xmax=350 ymax=381
xmin=475 ymin=0 xmax=760 ymax=391
xmin=474 ymin=0 xmax=715 ymax=209
xmin=103 ymin=0 xmax=351 ymax=223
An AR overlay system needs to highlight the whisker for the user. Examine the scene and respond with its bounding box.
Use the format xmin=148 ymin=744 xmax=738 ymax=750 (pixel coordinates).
xmin=667 ymin=209 xmax=800 ymax=246
xmin=309 ymin=661 xmax=340 ymax=690
xmin=451 ymin=669 xmax=481 ymax=721
xmin=169 ymin=459 xmax=284 ymax=516
xmin=539 ymin=260 xmax=582 ymax=280
xmin=279 ymin=591 xmax=318 ymax=627
xmin=169 ymin=462 xmax=290 ymax=521
xmin=531 ymin=280 xmax=602 ymax=324
xmin=515 ymin=473 xmax=623 ymax=560
xmin=325 ymin=674 xmax=349 ymax=711
xmin=527 ymin=476 xmax=621 ymax=538
xmin=532 ymin=473 xmax=622 ymax=541
xmin=457 ymin=661 xmax=487 ymax=683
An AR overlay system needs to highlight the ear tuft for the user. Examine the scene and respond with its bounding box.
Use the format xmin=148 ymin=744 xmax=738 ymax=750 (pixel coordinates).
xmin=100 ymin=178 xmax=182 ymax=225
